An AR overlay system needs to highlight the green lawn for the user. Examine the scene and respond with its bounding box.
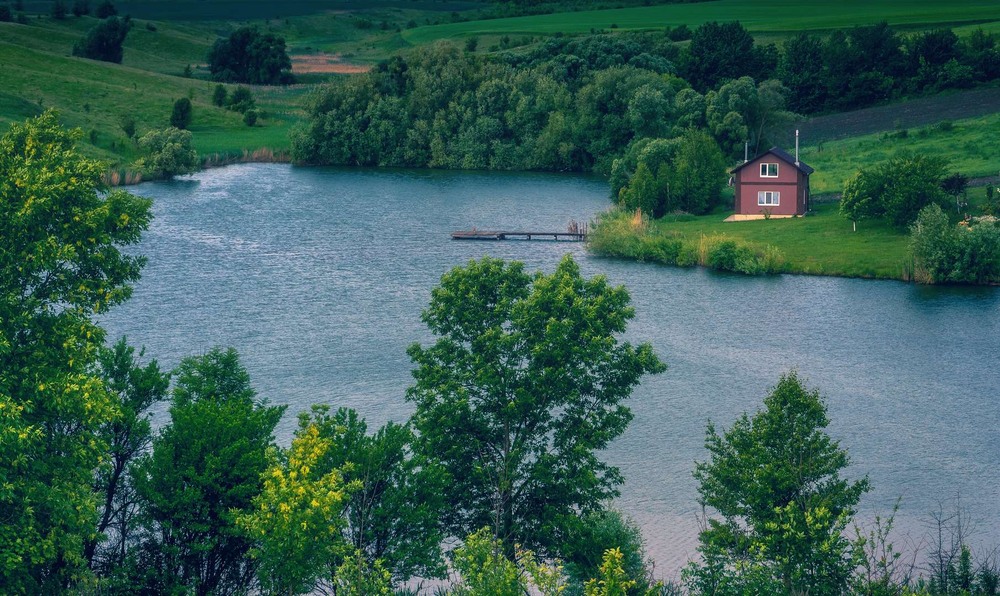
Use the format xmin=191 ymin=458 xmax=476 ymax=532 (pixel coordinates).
xmin=402 ymin=0 xmax=1000 ymax=44
xmin=588 ymin=202 xmax=913 ymax=279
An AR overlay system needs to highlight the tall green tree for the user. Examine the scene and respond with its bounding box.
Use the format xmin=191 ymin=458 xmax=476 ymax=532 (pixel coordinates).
xmin=302 ymin=406 xmax=448 ymax=585
xmin=687 ymin=372 xmax=869 ymax=596
xmin=72 ymin=15 xmax=131 ymax=64
xmin=85 ymin=338 xmax=169 ymax=574
xmin=134 ymin=127 xmax=199 ymax=179
xmin=131 ymin=348 xmax=285 ymax=595
xmin=0 ymin=111 xmax=151 ymax=592
xmin=208 ymin=26 xmax=293 ymax=85
xmin=407 ymin=255 xmax=665 ymax=558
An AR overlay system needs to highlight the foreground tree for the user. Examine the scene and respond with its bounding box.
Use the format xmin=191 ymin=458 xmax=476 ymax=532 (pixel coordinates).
xmin=208 ymin=26 xmax=293 ymax=85
xmin=407 ymin=255 xmax=665 ymax=558
xmin=686 ymin=372 xmax=869 ymax=595
xmin=131 ymin=348 xmax=285 ymax=595
xmin=85 ymin=338 xmax=169 ymax=574
xmin=0 ymin=111 xmax=151 ymax=591
xmin=303 ymin=406 xmax=448 ymax=584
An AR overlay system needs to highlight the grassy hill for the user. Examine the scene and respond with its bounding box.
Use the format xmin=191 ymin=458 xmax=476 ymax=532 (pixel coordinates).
xmin=401 ymin=0 xmax=1000 ymax=44
xmin=3 ymin=0 xmax=1000 ymax=174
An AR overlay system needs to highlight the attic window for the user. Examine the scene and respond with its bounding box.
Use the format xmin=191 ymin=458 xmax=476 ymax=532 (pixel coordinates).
xmin=760 ymin=163 xmax=778 ymax=177
xmin=758 ymin=191 xmax=780 ymax=206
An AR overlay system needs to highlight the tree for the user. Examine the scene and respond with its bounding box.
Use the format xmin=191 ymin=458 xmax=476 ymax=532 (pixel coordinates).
xmin=72 ymin=15 xmax=131 ymax=63
xmin=840 ymin=154 xmax=950 ymax=227
xmin=94 ymin=0 xmax=115 ymax=18
xmin=134 ymin=127 xmax=199 ymax=178
xmin=169 ymin=97 xmax=192 ymax=129
xmin=51 ymin=0 xmax=67 ymax=19
xmin=0 ymin=111 xmax=152 ymax=591
xmin=227 ymin=85 xmax=255 ymax=113
xmin=71 ymin=0 xmax=88 ymax=16
xmin=212 ymin=83 xmax=227 ymax=107
xmin=687 ymin=372 xmax=869 ymax=595
xmin=680 ymin=21 xmax=772 ymax=92
xmin=301 ymin=406 xmax=448 ymax=585
xmin=667 ymin=127 xmax=727 ymax=215
xmin=85 ymin=338 xmax=169 ymax=574
xmin=208 ymin=26 xmax=293 ymax=85
xmin=131 ymin=348 xmax=285 ymax=595
xmin=407 ymin=255 xmax=665 ymax=558
xmin=237 ymin=422 xmax=358 ymax=595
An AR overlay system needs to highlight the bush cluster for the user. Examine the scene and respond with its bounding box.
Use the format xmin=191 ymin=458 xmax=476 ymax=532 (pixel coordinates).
xmin=910 ymin=204 xmax=1000 ymax=284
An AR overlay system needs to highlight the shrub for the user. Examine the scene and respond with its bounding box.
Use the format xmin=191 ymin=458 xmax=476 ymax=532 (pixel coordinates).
xmin=242 ymin=109 xmax=257 ymax=127
xmin=169 ymin=97 xmax=192 ymax=129
xmin=118 ymin=114 xmax=136 ymax=139
xmin=227 ymin=86 xmax=254 ymax=113
xmin=212 ymin=84 xmax=227 ymax=107
xmin=134 ymin=127 xmax=199 ymax=178
xmin=71 ymin=0 xmax=87 ymax=16
xmin=0 ymin=5 xmax=11 ymax=21
xmin=910 ymin=204 xmax=1000 ymax=284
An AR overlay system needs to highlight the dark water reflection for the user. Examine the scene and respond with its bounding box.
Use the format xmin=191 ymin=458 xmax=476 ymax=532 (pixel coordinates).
xmin=102 ymin=164 xmax=1000 ymax=579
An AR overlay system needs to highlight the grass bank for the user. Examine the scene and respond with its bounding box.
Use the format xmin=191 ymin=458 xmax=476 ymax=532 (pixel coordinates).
xmin=588 ymin=203 xmax=913 ymax=280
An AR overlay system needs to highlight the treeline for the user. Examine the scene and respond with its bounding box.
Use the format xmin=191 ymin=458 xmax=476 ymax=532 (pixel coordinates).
xmin=292 ymin=22 xmax=1000 ymax=182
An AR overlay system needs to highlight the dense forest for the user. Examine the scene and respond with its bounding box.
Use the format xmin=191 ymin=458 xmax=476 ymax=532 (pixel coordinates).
xmin=292 ymin=21 xmax=1000 ymax=180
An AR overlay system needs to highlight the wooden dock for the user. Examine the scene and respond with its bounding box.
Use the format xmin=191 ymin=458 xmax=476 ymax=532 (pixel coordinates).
xmin=451 ymin=230 xmax=586 ymax=242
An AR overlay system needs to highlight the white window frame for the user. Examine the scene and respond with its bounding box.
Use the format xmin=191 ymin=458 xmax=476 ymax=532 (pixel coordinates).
xmin=760 ymin=162 xmax=779 ymax=177
xmin=758 ymin=191 xmax=780 ymax=206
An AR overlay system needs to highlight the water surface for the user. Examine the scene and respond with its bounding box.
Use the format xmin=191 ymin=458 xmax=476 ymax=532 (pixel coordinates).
xmin=103 ymin=163 xmax=1000 ymax=579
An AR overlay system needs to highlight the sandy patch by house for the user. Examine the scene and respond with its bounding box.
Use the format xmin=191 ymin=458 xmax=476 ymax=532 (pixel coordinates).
xmin=292 ymin=53 xmax=371 ymax=74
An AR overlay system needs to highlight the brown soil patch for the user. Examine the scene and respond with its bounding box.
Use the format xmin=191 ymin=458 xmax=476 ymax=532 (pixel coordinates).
xmin=292 ymin=53 xmax=371 ymax=75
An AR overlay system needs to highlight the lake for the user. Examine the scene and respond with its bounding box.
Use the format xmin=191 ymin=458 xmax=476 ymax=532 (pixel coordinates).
xmin=102 ymin=163 xmax=1000 ymax=579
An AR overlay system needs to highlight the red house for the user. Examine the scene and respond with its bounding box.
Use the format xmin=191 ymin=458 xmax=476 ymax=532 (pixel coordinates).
xmin=728 ymin=146 xmax=813 ymax=220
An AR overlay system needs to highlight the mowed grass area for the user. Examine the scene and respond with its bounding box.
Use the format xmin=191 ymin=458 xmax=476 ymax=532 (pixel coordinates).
xmin=590 ymin=202 xmax=913 ymax=279
xmin=402 ymin=0 xmax=1000 ymax=44
xmin=800 ymin=111 xmax=1000 ymax=195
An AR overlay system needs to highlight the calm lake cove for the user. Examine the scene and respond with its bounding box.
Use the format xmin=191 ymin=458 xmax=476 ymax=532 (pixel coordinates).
xmin=102 ymin=163 xmax=1000 ymax=579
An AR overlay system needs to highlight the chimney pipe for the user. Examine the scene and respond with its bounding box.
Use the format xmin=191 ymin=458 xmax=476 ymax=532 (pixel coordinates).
xmin=795 ymin=130 xmax=800 ymax=166
xmin=744 ymin=141 xmax=748 ymax=163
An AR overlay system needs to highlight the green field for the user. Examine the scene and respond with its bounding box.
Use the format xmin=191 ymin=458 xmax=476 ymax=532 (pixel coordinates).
xmin=801 ymin=112 xmax=1000 ymax=195
xmin=402 ymin=0 xmax=1000 ymax=44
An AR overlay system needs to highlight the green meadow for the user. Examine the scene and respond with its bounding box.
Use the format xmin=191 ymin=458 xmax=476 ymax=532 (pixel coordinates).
xmin=402 ymin=0 xmax=1000 ymax=44
xmin=802 ymin=112 xmax=1000 ymax=195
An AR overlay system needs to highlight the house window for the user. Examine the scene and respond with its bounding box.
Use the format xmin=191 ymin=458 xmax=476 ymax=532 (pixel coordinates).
xmin=760 ymin=163 xmax=778 ymax=177
xmin=758 ymin=191 xmax=779 ymax=206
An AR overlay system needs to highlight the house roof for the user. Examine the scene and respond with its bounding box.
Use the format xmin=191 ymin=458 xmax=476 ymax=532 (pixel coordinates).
xmin=731 ymin=146 xmax=814 ymax=175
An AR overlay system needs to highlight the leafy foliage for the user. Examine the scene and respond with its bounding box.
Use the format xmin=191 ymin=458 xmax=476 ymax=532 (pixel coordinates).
xmin=131 ymin=348 xmax=285 ymax=595
xmin=299 ymin=405 xmax=448 ymax=584
xmin=687 ymin=372 xmax=869 ymax=595
xmin=72 ymin=15 xmax=131 ymax=64
xmin=85 ymin=338 xmax=169 ymax=574
xmin=208 ymin=26 xmax=293 ymax=85
xmin=169 ymin=97 xmax=191 ymax=130
xmin=0 ymin=111 xmax=151 ymax=591
xmin=841 ymin=154 xmax=951 ymax=227
xmin=909 ymin=204 xmax=1000 ymax=284
xmin=237 ymin=422 xmax=357 ymax=595
xmin=134 ymin=127 xmax=199 ymax=178
xmin=407 ymin=255 xmax=664 ymax=558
